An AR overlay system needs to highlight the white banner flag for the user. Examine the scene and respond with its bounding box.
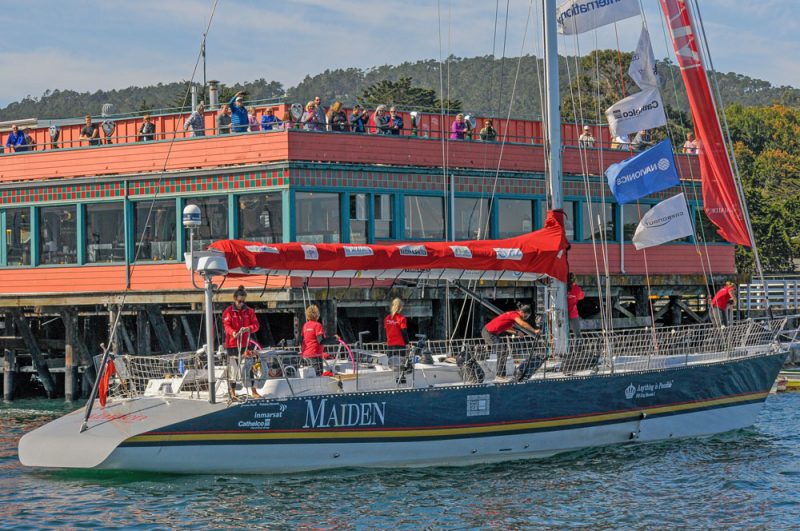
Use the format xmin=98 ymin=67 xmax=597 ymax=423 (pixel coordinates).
xmin=605 ymin=86 xmax=667 ymax=138
xmin=629 ymin=27 xmax=659 ymax=89
xmin=557 ymin=0 xmax=641 ymax=35
xmin=633 ymin=193 xmax=694 ymax=250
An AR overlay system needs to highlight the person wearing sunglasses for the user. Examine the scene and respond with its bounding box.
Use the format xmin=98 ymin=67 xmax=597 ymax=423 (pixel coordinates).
xmin=222 ymin=285 xmax=261 ymax=399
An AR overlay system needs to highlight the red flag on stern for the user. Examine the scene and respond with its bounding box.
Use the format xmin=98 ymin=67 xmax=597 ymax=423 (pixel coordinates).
xmin=98 ymin=358 xmax=116 ymax=408
xmin=660 ymin=0 xmax=752 ymax=247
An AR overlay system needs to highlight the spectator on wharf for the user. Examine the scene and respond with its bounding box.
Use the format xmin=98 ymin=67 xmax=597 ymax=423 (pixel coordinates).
xmin=248 ymin=107 xmax=260 ymax=132
xmin=683 ymin=132 xmax=698 ymax=154
xmin=349 ymin=105 xmax=369 ymax=133
xmin=371 ymin=105 xmax=390 ymax=134
xmin=301 ymin=101 xmax=318 ymax=131
xmin=260 ymin=107 xmax=281 ymax=131
xmin=5 ymin=124 xmax=26 ymax=152
xmin=216 ymin=104 xmax=232 ymax=134
xmin=480 ymin=119 xmax=497 ymax=142
xmin=313 ymin=96 xmax=326 ymax=129
xmin=450 ymin=113 xmax=467 ymax=139
xmin=389 ymin=107 xmax=404 ymax=135
xmin=632 ymin=129 xmax=653 ymax=151
xmin=281 ymin=109 xmax=294 ymax=130
xmin=137 ymin=114 xmax=156 ymax=142
xmin=229 ymin=92 xmax=249 ymax=133
xmin=81 ymin=115 xmax=101 ymax=146
xmin=567 ymin=273 xmax=585 ymax=338
xmin=327 ymin=101 xmax=349 ymax=132
xmin=184 ymin=103 xmax=206 ymax=137
xmin=23 ymin=129 xmax=36 ymax=151
xmin=710 ymin=281 xmax=737 ymax=327
xmin=578 ymin=125 xmax=595 ymax=148
xmin=611 ymin=134 xmax=630 ymax=150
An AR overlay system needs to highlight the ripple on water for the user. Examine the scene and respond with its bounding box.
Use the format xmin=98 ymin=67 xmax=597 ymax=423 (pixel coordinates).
xmin=0 ymin=394 xmax=799 ymax=528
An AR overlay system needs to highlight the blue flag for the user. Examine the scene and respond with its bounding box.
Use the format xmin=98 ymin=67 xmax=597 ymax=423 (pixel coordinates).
xmin=605 ymin=139 xmax=680 ymax=204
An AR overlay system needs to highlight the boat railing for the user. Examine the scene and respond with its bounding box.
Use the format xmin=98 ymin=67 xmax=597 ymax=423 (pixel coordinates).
xmin=98 ymin=319 xmax=785 ymax=402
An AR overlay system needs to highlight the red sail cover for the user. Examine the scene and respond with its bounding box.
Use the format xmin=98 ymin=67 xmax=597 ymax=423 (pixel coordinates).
xmin=660 ymin=0 xmax=752 ymax=247
xmin=209 ymin=210 xmax=569 ymax=283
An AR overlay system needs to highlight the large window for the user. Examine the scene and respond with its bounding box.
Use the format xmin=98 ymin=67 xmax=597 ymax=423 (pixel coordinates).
xmin=538 ymin=200 xmax=576 ymax=240
xmin=454 ymin=198 xmax=489 ymax=240
xmin=239 ymin=193 xmax=282 ymax=243
xmin=623 ymin=203 xmax=651 ymax=241
xmin=135 ymin=200 xmax=176 ymax=261
xmin=39 ymin=205 xmax=77 ymax=264
xmin=85 ymin=202 xmax=125 ymax=263
xmin=186 ymin=196 xmax=228 ymax=249
xmin=295 ymin=192 xmax=340 ymax=243
xmin=498 ymin=199 xmax=534 ymax=238
xmin=350 ymin=193 xmax=368 ymax=244
xmin=582 ymin=202 xmax=615 ymax=241
xmin=374 ymin=194 xmax=393 ymax=239
xmin=404 ymin=196 xmax=444 ymax=239
xmin=5 ymin=208 xmax=30 ymax=265
xmin=694 ymin=207 xmax=726 ymax=243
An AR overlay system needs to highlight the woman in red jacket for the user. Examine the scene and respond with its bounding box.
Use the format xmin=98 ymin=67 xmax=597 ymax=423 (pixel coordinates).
xmin=301 ymin=304 xmax=338 ymax=376
xmin=384 ymin=298 xmax=409 ymax=356
xmin=222 ymin=285 xmax=261 ymax=398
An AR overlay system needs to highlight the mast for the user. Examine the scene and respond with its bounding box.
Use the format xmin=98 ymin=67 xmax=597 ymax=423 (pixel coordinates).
xmin=543 ymin=0 xmax=568 ymax=354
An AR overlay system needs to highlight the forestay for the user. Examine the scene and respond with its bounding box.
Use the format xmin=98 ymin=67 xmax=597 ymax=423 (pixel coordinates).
xmin=209 ymin=210 xmax=569 ymax=282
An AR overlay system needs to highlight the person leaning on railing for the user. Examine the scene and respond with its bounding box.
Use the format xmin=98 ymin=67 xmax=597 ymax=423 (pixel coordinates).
xmin=216 ymin=104 xmax=232 ymax=134
xmin=260 ymin=107 xmax=282 ymax=131
xmin=327 ymin=101 xmax=349 ymax=132
xmin=389 ymin=106 xmax=403 ymax=135
xmin=480 ymin=119 xmax=497 ymax=142
xmin=349 ymin=104 xmax=369 ymax=133
xmin=184 ymin=103 xmax=206 ymax=137
xmin=137 ymin=114 xmax=156 ymax=142
xmin=5 ymin=124 xmax=26 ymax=152
xmin=80 ymin=115 xmax=101 ymax=146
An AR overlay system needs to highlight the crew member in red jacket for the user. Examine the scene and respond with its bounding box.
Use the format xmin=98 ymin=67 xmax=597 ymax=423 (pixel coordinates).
xmin=301 ymin=304 xmax=338 ymax=376
xmin=384 ymin=298 xmax=409 ymax=355
xmin=567 ymin=273 xmax=585 ymax=338
xmin=482 ymin=304 xmax=538 ymax=378
xmin=710 ymin=281 xmax=736 ymax=327
xmin=222 ymin=285 xmax=261 ymax=398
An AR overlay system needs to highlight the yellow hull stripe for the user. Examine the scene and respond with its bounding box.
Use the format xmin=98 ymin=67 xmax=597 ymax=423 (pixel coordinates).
xmin=125 ymin=391 xmax=768 ymax=444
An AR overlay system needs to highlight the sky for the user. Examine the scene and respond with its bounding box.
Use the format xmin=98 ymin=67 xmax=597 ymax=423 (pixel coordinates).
xmin=0 ymin=0 xmax=797 ymax=108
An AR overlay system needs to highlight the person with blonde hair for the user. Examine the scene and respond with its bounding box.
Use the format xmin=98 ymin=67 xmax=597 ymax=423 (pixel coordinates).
xmin=384 ymin=298 xmax=409 ymax=353
xmin=327 ymin=101 xmax=349 ymax=132
xmin=301 ymin=304 xmax=338 ymax=375
xmin=301 ymin=101 xmax=318 ymax=131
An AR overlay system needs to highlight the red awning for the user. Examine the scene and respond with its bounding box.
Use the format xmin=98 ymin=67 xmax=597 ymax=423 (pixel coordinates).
xmin=209 ymin=210 xmax=569 ymax=282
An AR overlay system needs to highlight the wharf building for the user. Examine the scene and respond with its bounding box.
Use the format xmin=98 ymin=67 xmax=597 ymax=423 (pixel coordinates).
xmin=0 ymin=103 xmax=731 ymax=399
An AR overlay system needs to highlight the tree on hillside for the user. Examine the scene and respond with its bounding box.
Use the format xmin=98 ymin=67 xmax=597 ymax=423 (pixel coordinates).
xmin=359 ymin=77 xmax=437 ymax=109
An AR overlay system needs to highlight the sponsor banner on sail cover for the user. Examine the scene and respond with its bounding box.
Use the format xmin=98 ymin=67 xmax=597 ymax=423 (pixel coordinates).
xmin=556 ymin=0 xmax=640 ymax=34
xmin=606 ymin=86 xmax=667 ymax=138
xmin=632 ymin=193 xmax=694 ymax=250
xmin=605 ymin=139 xmax=679 ymax=204
xmin=628 ymin=27 xmax=659 ymax=89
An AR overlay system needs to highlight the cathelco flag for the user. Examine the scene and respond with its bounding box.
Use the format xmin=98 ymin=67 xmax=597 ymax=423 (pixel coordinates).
xmin=632 ymin=193 xmax=694 ymax=250
xmin=605 ymin=86 xmax=667 ymax=138
xmin=556 ymin=0 xmax=640 ymax=34
xmin=605 ymin=139 xmax=680 ymax=204
xmin=629 ymin=27 xmax=659 ymax=89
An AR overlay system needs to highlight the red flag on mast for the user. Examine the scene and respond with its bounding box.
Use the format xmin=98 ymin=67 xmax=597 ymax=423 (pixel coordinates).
xmin=660 ymin=0 xmax=752 ymax=247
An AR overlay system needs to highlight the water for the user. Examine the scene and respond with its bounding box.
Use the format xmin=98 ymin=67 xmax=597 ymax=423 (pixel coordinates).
xmin=2 ymin=395 xmax=799 ymax=529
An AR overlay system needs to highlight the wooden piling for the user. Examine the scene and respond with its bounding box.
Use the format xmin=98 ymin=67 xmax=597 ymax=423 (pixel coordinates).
xmin=136 ymin=310 xmax=151 ymax=355
xmin=146 ymin=306 xmax=177 ymax=353
xmin=62 ymin=309 xmax=78 ymax=402
xmin=3 ymin=349 xmax=15 ymax=402
xmin=12 ymin=309 xmax=57 ymax=398
xmin=180 ymin=315 xmax=197 ymax=351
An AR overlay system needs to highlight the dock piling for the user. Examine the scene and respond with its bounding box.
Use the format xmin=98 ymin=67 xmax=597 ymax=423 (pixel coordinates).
xmin=3 ymin=349 xmax=15 ymax=402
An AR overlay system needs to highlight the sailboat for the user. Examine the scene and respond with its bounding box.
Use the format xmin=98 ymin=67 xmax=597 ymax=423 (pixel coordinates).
xmin=18 ymin=0 xmax=795 ymax=473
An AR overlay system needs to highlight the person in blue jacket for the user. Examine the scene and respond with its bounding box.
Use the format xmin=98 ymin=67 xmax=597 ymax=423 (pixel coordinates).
xmin=229 ymin=91 xmax=249 ymax=133
xmin=5 ymin=124 xmax=26 ymax=152
xmin=260 ymin=107 xmax=282 ymax=131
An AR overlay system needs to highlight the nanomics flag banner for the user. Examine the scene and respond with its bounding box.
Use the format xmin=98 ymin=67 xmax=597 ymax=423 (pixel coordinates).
xmin=605 ymin=139 xmax=680 ymax=204
xmin=628 ymin=27 xmax=659 ymax=89
xmin=605 ymin=85 xmax=667 ymax=138
xmin=557 ymin=0 xmax=641 ymax=35
xmin=632 ymin=193 xmax=694 ymax=250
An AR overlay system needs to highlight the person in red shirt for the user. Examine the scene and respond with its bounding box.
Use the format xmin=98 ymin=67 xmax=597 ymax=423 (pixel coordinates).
xmin=222 ymin=286 xmax=261 ymax=399
xmin=301 ymin=304 xmax=338 ymax=376
xmin=384 ymin=298 xmax=409 ymax=355
xmin=482 ymin=304 xmax=538 ymax=378
xmin=710 ymin=281 xmax=736 ymax=327
xmin=567 ymin=273 xmax=585 ymax=338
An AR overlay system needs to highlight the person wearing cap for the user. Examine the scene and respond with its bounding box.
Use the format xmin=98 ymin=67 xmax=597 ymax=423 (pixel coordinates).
xmin=229 ymin=91 xmax=249 ymax=133
xmin=260 ymin=107 xmax=282 ymax=131
xmin=579 ymin=125 xmax=595 ymax=148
